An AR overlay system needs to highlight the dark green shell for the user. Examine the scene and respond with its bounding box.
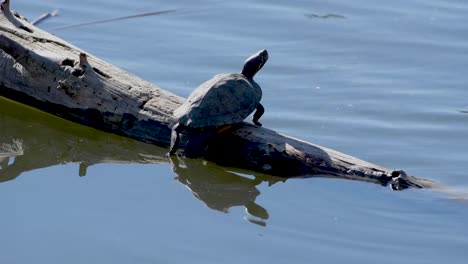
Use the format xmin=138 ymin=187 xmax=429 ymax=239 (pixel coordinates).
xmin=174 ymin=73 xmax=262 ymax=128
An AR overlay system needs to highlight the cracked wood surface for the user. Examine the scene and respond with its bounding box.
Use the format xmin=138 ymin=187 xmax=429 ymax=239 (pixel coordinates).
xmin=0 ymin=0 xmax=436 ymax=190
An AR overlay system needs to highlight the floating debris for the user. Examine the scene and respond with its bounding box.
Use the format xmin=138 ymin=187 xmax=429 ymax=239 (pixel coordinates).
xmin=305 ymin=13 xmax=346 ymax=19
xmin=52 ymin=9 xmax=176 ymax=31
xmin=31 ymin=9 xmax=59 ymax=25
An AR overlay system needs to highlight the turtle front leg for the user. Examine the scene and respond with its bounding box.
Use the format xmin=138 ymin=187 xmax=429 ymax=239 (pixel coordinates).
xmin=252 ymin=103 xmax=265 ymax=127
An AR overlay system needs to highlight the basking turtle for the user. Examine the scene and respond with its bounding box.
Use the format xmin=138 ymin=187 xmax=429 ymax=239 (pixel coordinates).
xmin=169 ymin=49 xmax=268 ymax=156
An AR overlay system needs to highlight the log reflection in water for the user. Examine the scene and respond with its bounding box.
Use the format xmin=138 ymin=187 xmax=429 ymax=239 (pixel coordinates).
xmin=0 ymin=97 xmax=166 ymax=182
xmin=0 ymin=97 xmax=277 ymax=224
xmin=0 ymin=97 xmax=443 ymax=224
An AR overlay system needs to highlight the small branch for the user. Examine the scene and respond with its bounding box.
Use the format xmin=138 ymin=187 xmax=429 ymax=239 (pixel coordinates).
xmin=52 ymin=9 xmax=176 ymax=31
xmin=31 ymin=9 xmax=59 ymax=25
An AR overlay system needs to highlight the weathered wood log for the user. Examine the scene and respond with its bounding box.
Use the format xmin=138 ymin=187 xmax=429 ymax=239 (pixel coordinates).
xmin=0 ymin=1 xmax=436 ymax=190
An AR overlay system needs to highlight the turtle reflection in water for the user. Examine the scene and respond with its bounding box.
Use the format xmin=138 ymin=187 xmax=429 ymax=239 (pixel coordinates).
xmin=169 ymin=155 xmax=275 ymax=225
xmin=169 ymin=50 xmax=268 ymax=157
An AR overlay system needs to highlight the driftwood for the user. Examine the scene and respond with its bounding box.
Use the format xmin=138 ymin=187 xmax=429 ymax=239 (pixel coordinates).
xmin=0 ymin=1 xmax=436 ymax=190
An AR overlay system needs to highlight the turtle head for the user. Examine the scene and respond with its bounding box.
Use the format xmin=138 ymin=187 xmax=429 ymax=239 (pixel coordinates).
xmin=241 ymin=49 xmax=268 ymax=79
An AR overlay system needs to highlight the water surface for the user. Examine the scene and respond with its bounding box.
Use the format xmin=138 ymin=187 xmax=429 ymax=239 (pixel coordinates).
xmin=1 ymin=0 xmax=468 ymax=263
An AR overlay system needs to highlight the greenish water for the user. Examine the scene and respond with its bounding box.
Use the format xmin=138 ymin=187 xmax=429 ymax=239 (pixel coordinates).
xmin=1 ymin=0 xmax=468 ymax=263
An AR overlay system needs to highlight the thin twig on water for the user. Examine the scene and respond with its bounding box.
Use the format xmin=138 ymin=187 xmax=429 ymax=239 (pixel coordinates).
xmin=51 ymin=9 xmax=176 ymax=31
xmin=31 ymin=9 xmax=59 ymax=25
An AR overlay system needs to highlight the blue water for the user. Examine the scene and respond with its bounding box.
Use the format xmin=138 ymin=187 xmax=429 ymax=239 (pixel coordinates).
xmin=1 ymin=0 xmax=468 ymax=263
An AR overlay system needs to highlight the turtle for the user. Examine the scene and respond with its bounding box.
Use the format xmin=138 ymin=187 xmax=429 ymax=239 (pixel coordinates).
xmin=169 ymin=49 xmax=269 ymax=157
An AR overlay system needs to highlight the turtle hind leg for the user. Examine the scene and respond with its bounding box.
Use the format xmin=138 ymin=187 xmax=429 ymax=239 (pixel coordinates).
xmin=252 ymin=103 xmax=265 ymax=127
xmin=169 ymin=123 xmax=184 ymax=155
xmin=184 ymin=129 xmax=216 ymax=158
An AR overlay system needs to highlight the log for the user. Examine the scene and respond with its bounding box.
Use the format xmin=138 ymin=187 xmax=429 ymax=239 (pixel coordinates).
xmin=0 ymin=1 xmax=436 ymax=190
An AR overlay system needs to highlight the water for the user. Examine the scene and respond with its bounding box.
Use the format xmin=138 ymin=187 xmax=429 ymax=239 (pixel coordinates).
xmin=1 ymin=0 xmax=468 ymax=263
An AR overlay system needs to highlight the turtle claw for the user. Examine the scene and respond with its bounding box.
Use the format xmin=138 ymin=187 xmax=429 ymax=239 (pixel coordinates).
xmin=253 ymin=120 xmax=262 ymax=127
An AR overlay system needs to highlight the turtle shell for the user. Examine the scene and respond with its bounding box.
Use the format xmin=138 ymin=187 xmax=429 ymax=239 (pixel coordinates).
xmin=174 ymin=73 xmax=262 ymax=128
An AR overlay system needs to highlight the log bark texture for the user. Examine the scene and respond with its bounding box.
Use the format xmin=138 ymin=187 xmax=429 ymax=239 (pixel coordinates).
xmin=0 ymin=1 xmax=436 ymax=190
